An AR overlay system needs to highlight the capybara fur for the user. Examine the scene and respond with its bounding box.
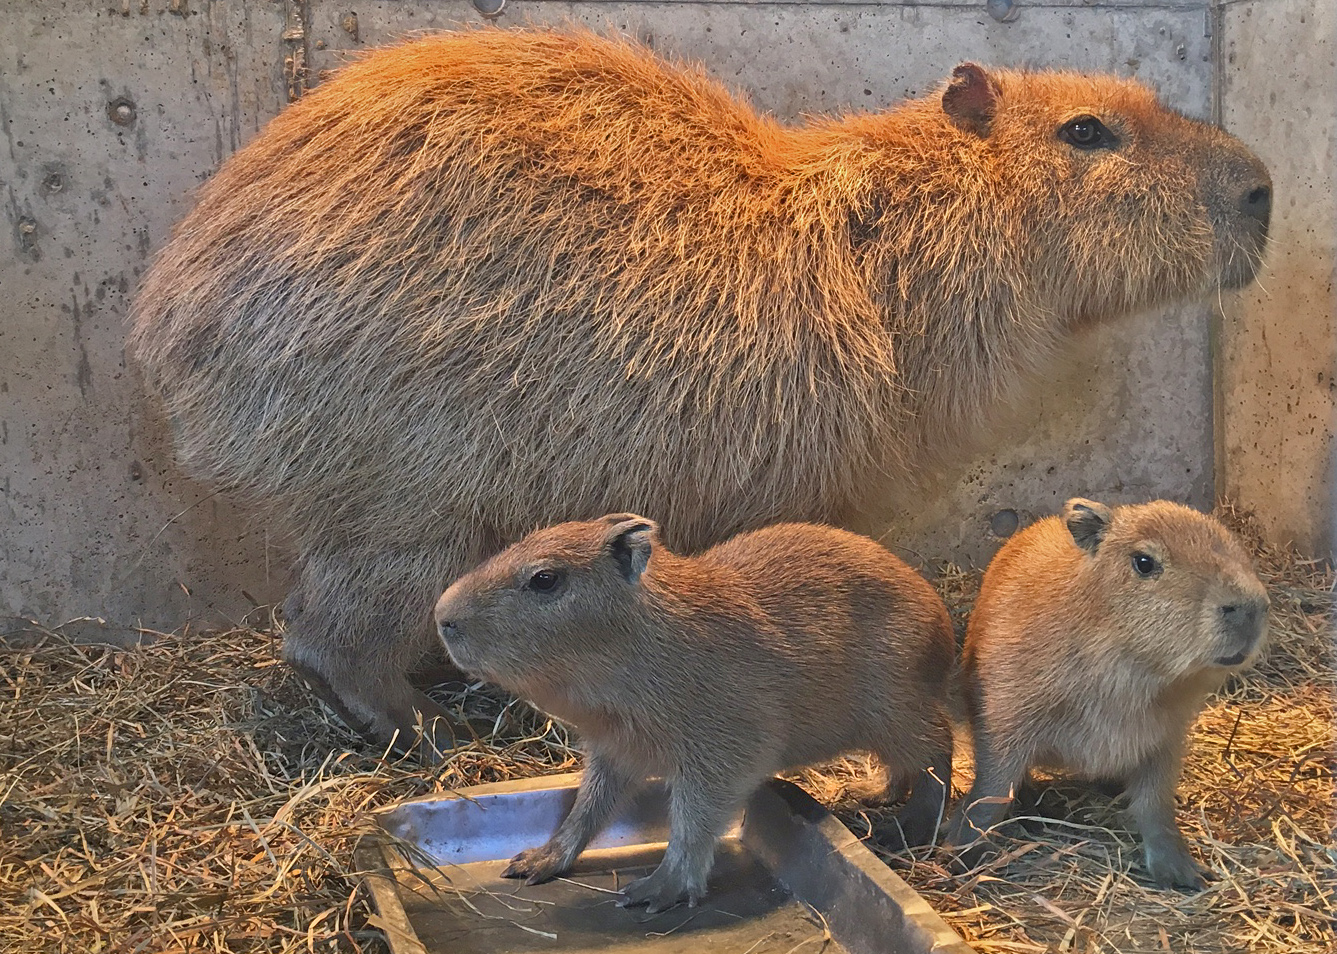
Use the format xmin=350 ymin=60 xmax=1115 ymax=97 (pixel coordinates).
xmin=433 ymin=514 xmax=956 ymax=911
xmin=127 ymin=27 xmax=1273 ymax=751
xmin=949 ymin=498 xmax=1269 ymax=890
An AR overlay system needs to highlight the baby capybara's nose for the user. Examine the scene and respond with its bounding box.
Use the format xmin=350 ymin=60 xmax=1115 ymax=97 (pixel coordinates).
xmin=433 ymin=591 xmax=459 ymax=639
xmin=1220 ymin=595 xmax=1268 ymax=643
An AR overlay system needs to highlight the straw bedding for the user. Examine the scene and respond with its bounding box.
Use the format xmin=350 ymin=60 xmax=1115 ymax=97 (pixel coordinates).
xmin=3 ymin=506 xmax=1332 ymax=953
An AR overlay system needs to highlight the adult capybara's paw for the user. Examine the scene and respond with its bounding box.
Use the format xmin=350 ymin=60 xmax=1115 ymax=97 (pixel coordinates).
xmin=501 ymin=843 xmax=571 ymax=885
xmin=1145 ymin=842 xmax=1211 ymax=892
xmin=616 ymin=869 xmax=703 ymax=914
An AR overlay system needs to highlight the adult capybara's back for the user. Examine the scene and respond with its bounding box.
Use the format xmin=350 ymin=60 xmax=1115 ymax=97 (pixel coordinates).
xmin=128 ymin=28 xmax=1272 ymax=751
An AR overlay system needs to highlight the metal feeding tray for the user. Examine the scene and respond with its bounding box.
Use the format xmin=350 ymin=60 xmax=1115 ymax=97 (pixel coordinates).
xmin=357 ymin=773 xmax=975 ymax=954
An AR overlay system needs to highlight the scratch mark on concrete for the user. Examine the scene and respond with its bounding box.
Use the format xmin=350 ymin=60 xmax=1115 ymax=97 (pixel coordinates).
xmin=70 ymin=291 xmax=94 ymax=398
xmin=228 ymin=41 xmax=241 ymax=155
xmin=4 ymin=183 xmax=18 ymax=228
xmin=0 ymin=94 xmax=16 ymax=165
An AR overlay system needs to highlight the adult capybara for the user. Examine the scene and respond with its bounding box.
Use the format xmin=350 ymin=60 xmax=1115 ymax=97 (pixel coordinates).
xmin=127 ymin=28 xmax=1272 ymax=752
xmin=433 ymin=514 xmax=956 ymax=911
xmin=949 ymin=498 xmax=1268 ymax=889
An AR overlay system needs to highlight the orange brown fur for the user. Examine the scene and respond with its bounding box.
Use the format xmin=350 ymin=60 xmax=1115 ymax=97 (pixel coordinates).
xmin=950 ymin=498 xmax=1269 ymax=889
xmin=433 ymin=515 xmax=956 ymax=911
xmin=126 ymin=28 xmax=1271 ymax=748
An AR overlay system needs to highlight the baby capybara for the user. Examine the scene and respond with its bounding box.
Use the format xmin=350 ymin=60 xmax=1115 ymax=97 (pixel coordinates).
xmin=950 ymin=498 xmax=1268 ymax=889
xmin=128 ymin=28 xmax=1272 ymax=752
xmin=433 ymin=514 xmax=955 ymax=911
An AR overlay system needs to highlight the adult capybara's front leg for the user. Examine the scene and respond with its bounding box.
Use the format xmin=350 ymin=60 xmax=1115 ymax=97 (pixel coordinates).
xmin=281 ymin=553 xmax=462 ymax=759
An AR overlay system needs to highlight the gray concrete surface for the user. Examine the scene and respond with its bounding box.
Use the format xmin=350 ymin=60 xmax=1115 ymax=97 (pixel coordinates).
xmin=2 ymin=1 xmax=296 ymax=640
xmin=1217 ymin=0 xmax=1335 ymax=558
xmin=0 ymin=0 xmax=1321 ymax=637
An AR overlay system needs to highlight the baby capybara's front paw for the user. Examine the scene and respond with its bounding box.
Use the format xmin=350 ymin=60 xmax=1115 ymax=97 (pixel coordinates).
xmin=501 ymin=842 xmax=572 ymax=885
xmin=616 ymin=867 xmax=704 ymax=914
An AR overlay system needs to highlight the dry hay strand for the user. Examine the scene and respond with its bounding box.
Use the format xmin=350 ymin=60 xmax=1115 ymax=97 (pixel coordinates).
xmin=2 ymin=500 xmax=1332 ymax=953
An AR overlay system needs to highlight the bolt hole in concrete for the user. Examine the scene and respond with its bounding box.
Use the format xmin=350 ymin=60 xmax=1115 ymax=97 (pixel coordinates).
xmin=985 ymin=0 xmax=1019 ymax=24
xmin=107 ymin=97 xmax=136 ymax=126
xmin=990 ymin=509 xmax=1020 ymax=538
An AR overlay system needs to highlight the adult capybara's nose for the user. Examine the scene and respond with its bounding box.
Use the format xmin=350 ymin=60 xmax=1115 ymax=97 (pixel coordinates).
xmin=1224 ymin=146 xmax=1273 ymax=230
xmin=1214 ymin=150 xmax=1272 ymax=288
xmin=1239 ymin=181 xmax=1272 ymax=231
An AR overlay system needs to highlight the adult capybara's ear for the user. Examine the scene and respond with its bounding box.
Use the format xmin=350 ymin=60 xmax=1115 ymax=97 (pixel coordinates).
xmin=605 ymin=516 xmax=658 ymax=582
xmin=596 ymin=512 xmax=647 ymax=527
xmin=1064 ymin=498 xmax=1113 ymax=553
xmin=943 ymin=63 xmax=1001 ymax=137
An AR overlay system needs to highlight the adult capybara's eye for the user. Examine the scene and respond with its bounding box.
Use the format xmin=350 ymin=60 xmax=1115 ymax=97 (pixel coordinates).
xmin=1131 ymin=552 xmax=1161 ymax=578
xmin=1059 ymin=115 xmax=1117 ymax=150
xmin=528 ymin=569 xmax=564 ymax=593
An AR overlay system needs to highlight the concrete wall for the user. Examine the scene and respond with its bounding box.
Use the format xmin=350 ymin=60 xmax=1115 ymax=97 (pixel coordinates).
xmin=1217 ymin=0 xmax=1336 ymax=558
xmin=0 ymin=0 xmax=1313 ymax=634
xmin=2 ymin=2 xmax=294 ymax=638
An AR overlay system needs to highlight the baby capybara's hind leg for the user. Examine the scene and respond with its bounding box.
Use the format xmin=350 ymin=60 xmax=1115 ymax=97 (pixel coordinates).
xmin=881 ymin=714 xmax=954 ymax=847
xmin=281 ymin=554 xmax=462 ymax=760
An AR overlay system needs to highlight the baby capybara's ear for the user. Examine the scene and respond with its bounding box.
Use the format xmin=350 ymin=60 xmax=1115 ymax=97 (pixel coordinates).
xmin=1063 ymin=498 xmax=1113 ymax=554
xmin=942 ymin=63 xmax=1002 ymax=137
xmin=604 ymin=516 xmax=658 ymax=582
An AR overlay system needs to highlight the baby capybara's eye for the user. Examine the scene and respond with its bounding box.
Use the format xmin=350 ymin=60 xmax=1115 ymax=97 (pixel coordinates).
xmin=528 ymin=569 xmax=564 ymax=592
xmin=1131 ymin=552 xmax=1161 ymax=577
xmin=1059 ymin=115 xmax=1117 ymax=150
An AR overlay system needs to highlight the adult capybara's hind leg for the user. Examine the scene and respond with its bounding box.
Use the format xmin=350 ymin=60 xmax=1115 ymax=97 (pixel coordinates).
xmin=281 ymin=553 xmax=464 ymax=759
